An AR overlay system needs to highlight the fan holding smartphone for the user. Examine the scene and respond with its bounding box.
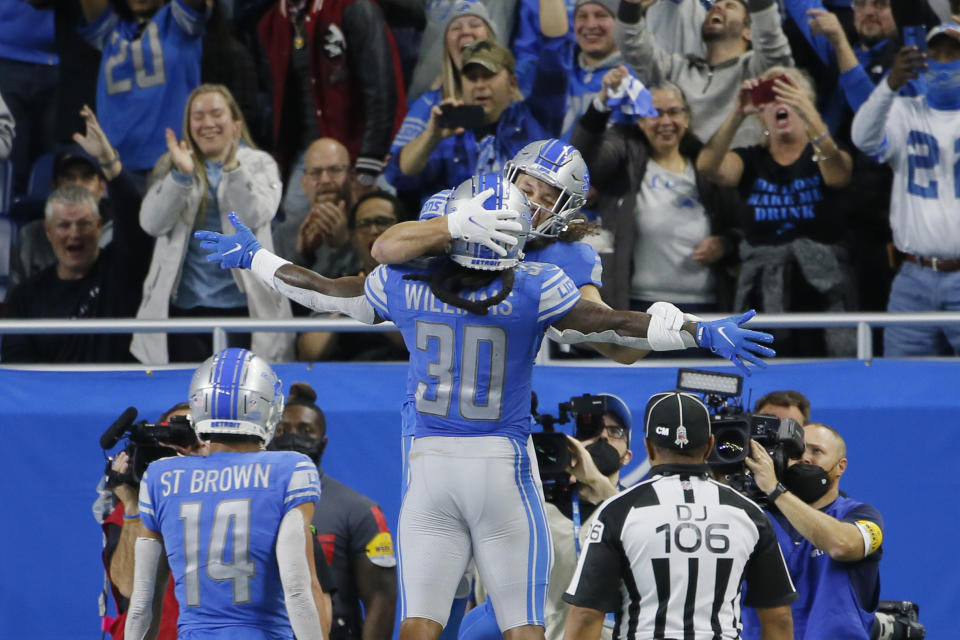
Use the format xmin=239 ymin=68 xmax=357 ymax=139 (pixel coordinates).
xmin=696 ymin=66 xmax=857 ymax=357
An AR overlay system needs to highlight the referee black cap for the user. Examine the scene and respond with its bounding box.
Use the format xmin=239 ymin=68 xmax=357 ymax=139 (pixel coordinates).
xmin=644 ymin=391 xmax=711 ymax=450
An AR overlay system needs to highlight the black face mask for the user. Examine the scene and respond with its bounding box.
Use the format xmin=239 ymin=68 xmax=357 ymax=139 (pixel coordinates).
xmin=782 ymin=463 xmax=831 ymax=504
xmin=269 ymin=433 xmax=325 ymax=464
xmin=585 ymin=440 xmax=622 ymax=477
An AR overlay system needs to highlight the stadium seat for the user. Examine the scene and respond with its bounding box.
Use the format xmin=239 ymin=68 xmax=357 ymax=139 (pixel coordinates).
xmin=26 ymin=151 xmax=56 ymax=201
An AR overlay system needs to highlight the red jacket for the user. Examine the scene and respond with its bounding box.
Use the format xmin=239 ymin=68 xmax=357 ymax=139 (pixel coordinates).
xmin=258 ymin=0 xmax=406 ymax=177
xmin=102 ymin=503 xmax=179 ymax=640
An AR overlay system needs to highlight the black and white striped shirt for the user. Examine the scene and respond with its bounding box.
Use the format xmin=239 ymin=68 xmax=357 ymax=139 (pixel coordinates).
xmin=563 ymin=464 xmax=797 ymax=640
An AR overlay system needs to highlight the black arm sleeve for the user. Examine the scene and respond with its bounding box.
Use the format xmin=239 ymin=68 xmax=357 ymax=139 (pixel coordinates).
xmin=342 ymin=0 xmax=399 ymax=175
xmin=742 ymin=508 xmax=799 ymax=609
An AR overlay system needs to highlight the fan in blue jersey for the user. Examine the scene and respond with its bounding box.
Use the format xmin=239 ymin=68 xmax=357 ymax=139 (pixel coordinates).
xmin=195 ymin=173 xmax=774 ymax=640
xmin=78 ymin=0 xmax=208 ymax=174
xmin=125 ymin=348 xmax=330 ymax=640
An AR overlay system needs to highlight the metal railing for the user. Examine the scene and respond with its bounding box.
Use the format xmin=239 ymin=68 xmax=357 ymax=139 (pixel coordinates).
xmin=2 ymin=312 xmax=960 ymax=363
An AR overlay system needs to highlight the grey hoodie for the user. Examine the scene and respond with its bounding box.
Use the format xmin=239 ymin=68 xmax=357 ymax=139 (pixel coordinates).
xmin=615 ymin=0 xmax=793 ymax=147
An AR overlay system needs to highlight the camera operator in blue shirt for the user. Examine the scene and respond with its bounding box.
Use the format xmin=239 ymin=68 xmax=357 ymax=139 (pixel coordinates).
xmin=743 ymin=421 xmax=884 ymax=640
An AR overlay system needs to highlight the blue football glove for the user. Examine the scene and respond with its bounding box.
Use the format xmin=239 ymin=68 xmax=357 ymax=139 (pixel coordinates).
xmin=194 ymin=211 xmax=262 ymax=270
xmin=695 ymin=310 xmax=776 ymax=376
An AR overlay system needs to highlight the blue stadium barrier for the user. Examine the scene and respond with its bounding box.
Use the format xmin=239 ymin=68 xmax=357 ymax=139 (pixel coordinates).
xmin=0 ymin=360 xmax=956 ymax=638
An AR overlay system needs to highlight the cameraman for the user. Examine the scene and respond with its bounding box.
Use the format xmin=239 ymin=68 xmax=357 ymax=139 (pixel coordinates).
xmin=461 ymin=394 xmax=634 ymax=640
xmin=744 ymin=422 xmax=884 ymax=640
xmin=99 ymin=402 xmax=189 ymax=640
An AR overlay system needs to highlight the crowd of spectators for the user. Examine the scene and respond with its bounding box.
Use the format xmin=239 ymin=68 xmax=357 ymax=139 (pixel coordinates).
xmin=1 ymin=0 xmax=959 ymax=363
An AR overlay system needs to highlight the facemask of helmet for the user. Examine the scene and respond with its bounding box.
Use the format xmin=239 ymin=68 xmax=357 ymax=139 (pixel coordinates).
xmin=448 ymin=173 xmax=533 ymax=271
xmin=188 ymin=348 xmax=285 ymax=446
xmin=504 ymin=139 xmax=590 ymax=238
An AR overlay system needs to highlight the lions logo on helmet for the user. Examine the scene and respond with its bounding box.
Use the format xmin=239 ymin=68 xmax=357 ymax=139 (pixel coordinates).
xmin=418 ymin=188 xmax=454 ymax=222
xmin=448 ymin=173 xmax=532 ymax=271
xmin=188 ymin=348 xmax=285 ymax=445
xmin=503 ymin=139 xmax=590 ymax=237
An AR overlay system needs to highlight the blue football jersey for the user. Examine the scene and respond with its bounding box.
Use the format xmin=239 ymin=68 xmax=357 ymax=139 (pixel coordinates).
xmin=365 ymin=261 xmax=581 ymax=442
xmin=525 ymin=241 xmax=602 ymax=289
xmin=80 ymin=0 xmax=205 ymax=171
xmin=139 ymin=451 xmax=321 ymax=637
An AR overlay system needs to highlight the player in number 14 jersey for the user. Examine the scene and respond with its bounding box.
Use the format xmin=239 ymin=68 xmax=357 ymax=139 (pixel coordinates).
xmin=127 ymin=348 xmax=330 ymax=640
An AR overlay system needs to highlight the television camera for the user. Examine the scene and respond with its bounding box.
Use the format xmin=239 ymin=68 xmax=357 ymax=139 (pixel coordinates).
xmin=100 ymin=407 xmax=196 ymax=486
xmin=676 ymin=368 xmax=805 ymax=502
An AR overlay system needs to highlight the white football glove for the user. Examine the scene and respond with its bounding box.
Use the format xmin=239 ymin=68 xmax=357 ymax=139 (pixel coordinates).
xmin=446 ymin=187 xmax=523 ymax=257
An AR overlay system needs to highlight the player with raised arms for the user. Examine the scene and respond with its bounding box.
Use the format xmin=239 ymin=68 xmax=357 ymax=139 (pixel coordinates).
xmin=197 ymin=174 xmax=775 ymax=640
xmin=124 ymin=348 xmax=331 ymax=640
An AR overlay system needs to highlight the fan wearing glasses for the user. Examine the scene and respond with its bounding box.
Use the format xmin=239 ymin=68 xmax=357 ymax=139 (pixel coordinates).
xmin=297 ymin=191 xmax=409 ymax=361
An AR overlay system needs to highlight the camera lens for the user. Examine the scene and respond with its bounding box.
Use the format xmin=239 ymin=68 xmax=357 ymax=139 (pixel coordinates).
xmin=715 ymin=441 xmax=744 ymax=461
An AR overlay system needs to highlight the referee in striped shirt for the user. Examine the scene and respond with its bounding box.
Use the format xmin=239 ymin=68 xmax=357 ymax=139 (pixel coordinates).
xmin=562 ymin=391 xmax=797 ymax=640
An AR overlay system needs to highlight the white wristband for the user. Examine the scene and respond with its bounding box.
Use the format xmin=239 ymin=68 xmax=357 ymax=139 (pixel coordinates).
xmin=646 ymin=313 xmax=698 ymax=351
xmin=251 ymin=249 xmax=292 ymax=292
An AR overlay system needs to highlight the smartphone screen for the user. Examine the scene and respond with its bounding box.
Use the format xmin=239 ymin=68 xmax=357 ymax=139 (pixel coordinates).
xmin=750 ymin=79 xmax=778 ymax=106
xmin=438 ymin=105 xmax=486 ymax=129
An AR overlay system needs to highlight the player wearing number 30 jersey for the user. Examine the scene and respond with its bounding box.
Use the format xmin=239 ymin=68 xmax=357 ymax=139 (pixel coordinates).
xmin=127 ymin=349 xmax=330 ymax=640
xmin=192 ymin=173 xmax=777 ymax=640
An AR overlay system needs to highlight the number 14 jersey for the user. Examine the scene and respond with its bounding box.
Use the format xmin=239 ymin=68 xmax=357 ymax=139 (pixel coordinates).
xmin=139 ymin=451 xmax=321 ymax=636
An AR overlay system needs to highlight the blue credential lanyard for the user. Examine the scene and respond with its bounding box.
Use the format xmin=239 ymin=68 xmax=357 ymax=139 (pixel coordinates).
xmin=572 ymin=488 xmax=583 ymax=558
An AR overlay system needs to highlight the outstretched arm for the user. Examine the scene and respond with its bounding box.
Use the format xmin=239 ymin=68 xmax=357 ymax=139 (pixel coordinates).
xmin=553 ymin=302 xmax=775 ymax=375
xmin=576 ymin=284 xmax=649 ymax=364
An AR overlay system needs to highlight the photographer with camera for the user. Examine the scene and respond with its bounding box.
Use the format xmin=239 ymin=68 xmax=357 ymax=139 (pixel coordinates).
xmin=743 ymin=422 xmax=884 ymax=640
xmin=563 ymin=391 xmax=796 ymax=640
xmin=98 ymin=402 xmax=190 ymax=640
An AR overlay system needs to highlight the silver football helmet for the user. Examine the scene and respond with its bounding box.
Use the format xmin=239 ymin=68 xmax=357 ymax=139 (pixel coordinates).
xmin=503 ymin=139 xmax=590 ymax=237
xmin=448 ymin=173 xmax=532 ymax=271
xmin=188 ymin=348 xmax=285 ymax=445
